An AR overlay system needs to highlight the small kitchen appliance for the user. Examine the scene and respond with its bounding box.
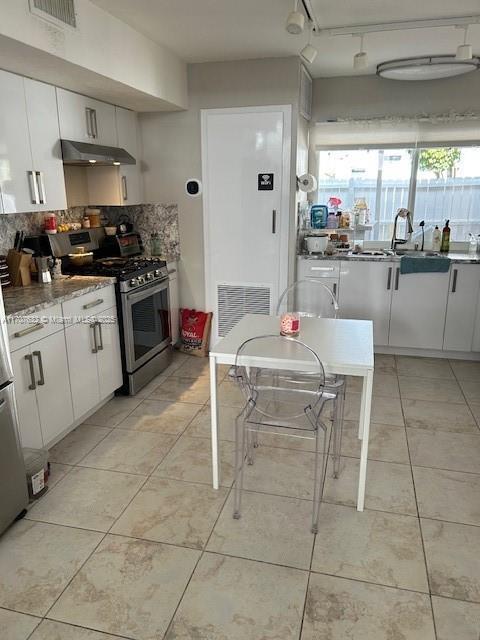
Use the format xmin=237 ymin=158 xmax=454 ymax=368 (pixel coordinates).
xmin=305 ymin=234 xmax=328 ymax=254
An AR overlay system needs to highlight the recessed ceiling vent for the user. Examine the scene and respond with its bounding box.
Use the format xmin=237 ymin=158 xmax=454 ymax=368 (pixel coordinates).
xmin=30 ymin=0 xmax=76 ymax=29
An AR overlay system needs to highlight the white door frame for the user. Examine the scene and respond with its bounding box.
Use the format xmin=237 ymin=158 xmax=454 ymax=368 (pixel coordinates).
xmin=201 ymin=104 xmax=292 ymax=339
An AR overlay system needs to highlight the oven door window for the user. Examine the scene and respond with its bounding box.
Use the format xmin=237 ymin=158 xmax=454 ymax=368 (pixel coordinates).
xmin=131 ymin=287 xmax=170 ymax=362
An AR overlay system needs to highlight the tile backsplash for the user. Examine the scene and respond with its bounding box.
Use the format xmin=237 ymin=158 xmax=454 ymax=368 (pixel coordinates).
xmin=0 ymin=204 xmax=180 ymax=261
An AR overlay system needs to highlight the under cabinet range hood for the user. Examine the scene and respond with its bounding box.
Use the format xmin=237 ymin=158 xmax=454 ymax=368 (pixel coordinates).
xmin=61 ymin=140 xmax=136 ymax=166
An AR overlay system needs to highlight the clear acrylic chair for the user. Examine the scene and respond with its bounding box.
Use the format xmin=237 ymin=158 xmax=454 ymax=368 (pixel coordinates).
xmin=232 ymin=334 xmax=344 ymax=534
xmin=276 ymin=278 xmax=339 ymax=319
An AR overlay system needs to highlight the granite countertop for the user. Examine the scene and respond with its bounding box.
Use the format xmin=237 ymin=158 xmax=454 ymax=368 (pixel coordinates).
xmin=298 ymin=252 xmax=480 ymax=264
xmin=3 ymin=276 xmax=116 ymax=318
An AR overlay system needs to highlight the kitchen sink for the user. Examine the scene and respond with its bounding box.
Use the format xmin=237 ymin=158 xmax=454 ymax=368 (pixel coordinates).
xmin=393 ymin=250 xmax=441 ymax=257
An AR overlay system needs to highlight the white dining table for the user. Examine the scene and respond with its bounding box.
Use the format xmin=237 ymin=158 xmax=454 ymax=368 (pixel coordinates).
xmin=209 ymin=313 xmax=374 ymax=511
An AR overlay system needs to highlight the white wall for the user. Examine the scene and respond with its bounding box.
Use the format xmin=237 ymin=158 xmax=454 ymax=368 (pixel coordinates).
xmin=311 ymin=73 xmax=480 ymax=122
xmin=140 ymin=57 xmax=303 ymax=309
xmin=0 ymin=0 xmax=187 ymax=110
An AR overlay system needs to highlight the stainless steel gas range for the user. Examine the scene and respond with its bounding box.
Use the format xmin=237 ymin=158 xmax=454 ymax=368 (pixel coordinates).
xmin=45 ymin=229 xmax=173 ymax=395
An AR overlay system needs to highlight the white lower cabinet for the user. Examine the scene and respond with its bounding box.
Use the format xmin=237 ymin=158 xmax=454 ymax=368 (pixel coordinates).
xmin=298 ymin=257 xmax=480 ymax=353
xmin=389 ymin=268 xmax=450 ymax=350
xmin=65 ymin=320 xmax=100 ymax=420
xmin=444 ymin=265 xmax=480 ymax=352
xmin=65 ymin=304 xmax=123 ymax=420
xmin=97 ymin=307 xmax=123 ymax=399
xmin=11 ymin=345 xmax=43 ymax=449
xmin=11 ymin=285 xmax=123 ymax=447
xmin=338 ymin=261 xmax=393 ymax=346
xmin=11 ymin=330 xmax=73 ymax=449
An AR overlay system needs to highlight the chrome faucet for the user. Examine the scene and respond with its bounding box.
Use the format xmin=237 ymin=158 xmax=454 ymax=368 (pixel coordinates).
xmin=391 ymin=208 xmax=414 ymax=251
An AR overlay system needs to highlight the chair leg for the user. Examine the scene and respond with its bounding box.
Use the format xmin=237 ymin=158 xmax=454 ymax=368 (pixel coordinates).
xmin=311 ymin=421 xmax=328 ymax=534
xmin=246 ymin=425 xmax=255 ymax=464
xmin=332 ymin=388 xmax=345 ymax=480
xmin=233 ymin=409 xmax=248 ymax=520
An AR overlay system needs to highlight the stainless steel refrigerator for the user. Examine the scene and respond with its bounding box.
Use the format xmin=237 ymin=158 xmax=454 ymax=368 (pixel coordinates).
xmin=0 ymin=287 xmax=28 ymax=534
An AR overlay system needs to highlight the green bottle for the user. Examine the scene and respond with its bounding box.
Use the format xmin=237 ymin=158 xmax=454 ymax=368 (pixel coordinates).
xmin=440 ymin=220 xmax=450 ymax=253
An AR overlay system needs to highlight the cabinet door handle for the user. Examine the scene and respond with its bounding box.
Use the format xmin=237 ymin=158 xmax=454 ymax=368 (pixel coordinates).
xmin=32 ymin=350 xmax=45 ymax=386
xmin=27 ymin=171 xmax=40 ymax=205
xmin=96 ymin=321 xmax=104 ymax=351
xmin=85 ymin=107 xmax=93 ymax=137
xmin=91 ymin=322 xmax=98 ymax=354
xmin=332 ymin=282 xmax=337 ymax=297
xmin=311 ymin=266 xmax=334 ymax=272
xmin=92 ymin=109 xmax=98 ymax=138
xmin=83 ymin=298 xmax=104 ymax=310
xmin=121 ymin=175 xmax=128 ymax=201
xmin=387 ymin=266 xmax=392 ymax=290
xmin=24 ymin=354 xmax=36 ymax=390
xmin=14 ymin=322 xmax=44 ymax=338
xmin=394 ymin=267 xmax=400 ymax=291
xmin=272 ymin=209 xmax=277 ymax=234
xmin=451 ymin=268 xmax=458 ymax=293
xmin=36 ymin=171 xmax=46 ymax=204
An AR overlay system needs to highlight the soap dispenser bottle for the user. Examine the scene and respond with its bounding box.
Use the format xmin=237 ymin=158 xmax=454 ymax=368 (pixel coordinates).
xmin=440 ymin=220 xmax=450 ymax=253
xmin=432 ymin=226 xmax=441 ymax=252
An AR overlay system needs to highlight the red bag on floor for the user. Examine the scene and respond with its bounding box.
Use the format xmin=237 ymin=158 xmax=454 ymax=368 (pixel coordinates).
xmin=179 ymin=309 xmax=213 ymax=357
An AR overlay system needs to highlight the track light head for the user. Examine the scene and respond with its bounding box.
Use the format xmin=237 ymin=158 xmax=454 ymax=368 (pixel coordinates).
xmin=354 ymin=51 xmax=368 ymax=70
xmin=286 ymin=9 xmax=305 ymax=34
xmin=301 ymin=43 xmax=318 ymax=64
xmin=457 ymin=43 xmax=473 ymax=60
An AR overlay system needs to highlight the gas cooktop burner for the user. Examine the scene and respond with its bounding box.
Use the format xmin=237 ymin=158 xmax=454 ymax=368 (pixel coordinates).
xmin=66 ymin=255 xmax=169 ymax=291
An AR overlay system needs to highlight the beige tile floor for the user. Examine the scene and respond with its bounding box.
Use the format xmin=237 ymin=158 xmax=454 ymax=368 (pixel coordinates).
xmin=1 ymin=351 xmax=479 ymax=639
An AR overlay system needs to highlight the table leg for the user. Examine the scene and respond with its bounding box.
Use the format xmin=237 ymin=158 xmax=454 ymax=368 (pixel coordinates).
xmin=357 ymin=368 xmax=373 ymax=511
xmin=358 ymin=380 xmax=366 ymax=440
xmin=210 ymin=354 xmax=220 ymax=489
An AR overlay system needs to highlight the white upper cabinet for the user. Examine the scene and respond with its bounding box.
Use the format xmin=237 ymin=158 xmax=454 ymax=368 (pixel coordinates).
xmin=115 ymin=106 xmax=143 ymax=205
xmin=444 ymin=264 xmax=480 ymax=352
xmin=0 ymin=70 xmax=38 ymax=214
xmin=389 ymin=268 xmax=450 ymax=350
xmin=0 ymin=71 xmax=67 ymax=213
xmin=24 ymin=78 xmax=67 ymax=212
xmin=57 ymin=88 xmax=117 ymax=147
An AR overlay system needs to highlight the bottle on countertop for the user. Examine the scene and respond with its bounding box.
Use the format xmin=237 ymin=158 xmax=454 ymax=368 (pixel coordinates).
xmin=432 ymin=226 xmax=442 ymax=252
xmin=43 ymin=212 xmax=57 ymax=234
xmin=440 ymin=220 xmax=450 ymax=253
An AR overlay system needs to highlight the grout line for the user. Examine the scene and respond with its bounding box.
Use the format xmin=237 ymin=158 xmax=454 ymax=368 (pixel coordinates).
xmin=161 ymin=475 xmax=233 ymax=638
xmin=397 ymin=360 xmax=439 ymax=640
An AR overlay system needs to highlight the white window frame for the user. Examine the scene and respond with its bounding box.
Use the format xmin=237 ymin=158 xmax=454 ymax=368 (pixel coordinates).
xmin=316 ymin=140 xmax=480 ymax=235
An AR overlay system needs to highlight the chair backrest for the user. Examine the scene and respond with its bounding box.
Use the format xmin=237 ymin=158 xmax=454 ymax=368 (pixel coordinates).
xmin=276 ymin=278 xmax=339 ymax=319
xmin=234 ymin=334 xmax=326 ymax=423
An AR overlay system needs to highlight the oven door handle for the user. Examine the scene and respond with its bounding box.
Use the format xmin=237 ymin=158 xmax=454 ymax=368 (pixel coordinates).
xmin=125 ymin=279 xmax=169 ymax=304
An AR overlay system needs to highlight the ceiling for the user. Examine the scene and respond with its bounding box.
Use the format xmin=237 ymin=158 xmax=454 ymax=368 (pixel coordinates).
xmin=91 ymin=0 xmax=480 ymax=78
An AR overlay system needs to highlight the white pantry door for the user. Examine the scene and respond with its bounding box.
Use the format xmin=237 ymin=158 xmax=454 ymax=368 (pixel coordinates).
xmin=202 ymin=106 xmax=291 ymax=343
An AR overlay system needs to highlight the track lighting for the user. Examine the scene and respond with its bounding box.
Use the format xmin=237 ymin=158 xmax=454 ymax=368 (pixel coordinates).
xmin=353 ymin=34 xmax=368 ymax=70
xmin=300 ymin=22 xmax=317 ymax=64
xmin=286 ymin=0 xmax=305 ymax=35
xmin=456 ymin=25 xmax=473 ymax=60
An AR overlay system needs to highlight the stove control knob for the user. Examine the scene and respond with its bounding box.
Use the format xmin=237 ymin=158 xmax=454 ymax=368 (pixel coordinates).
xmin=138 ymin=276 xmax=145 ymax=285
xmin=146 ymin=272 xmax=154 ymax=280
xmin=130 ymin=278 xmax=138 ymax=287
xmin=154 ymin=269 xmax=162 ymax=277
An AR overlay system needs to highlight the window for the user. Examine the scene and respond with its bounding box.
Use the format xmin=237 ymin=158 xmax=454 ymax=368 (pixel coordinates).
xmin=317 ymin=145 xmax=480 ymax=242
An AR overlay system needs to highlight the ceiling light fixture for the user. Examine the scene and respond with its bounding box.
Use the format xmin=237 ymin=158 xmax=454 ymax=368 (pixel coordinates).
xmin=353 ymin=34 xmax=368 ymax=71
xmin=300 ymin=22 xmax=317 ymax=64
xmin=456 ymin=25 xmax=473 ymax=60
xmin=377 ymin=55 xmax=480 ymax=80
xmin=286 ymin=0 xmax=305 ymax=35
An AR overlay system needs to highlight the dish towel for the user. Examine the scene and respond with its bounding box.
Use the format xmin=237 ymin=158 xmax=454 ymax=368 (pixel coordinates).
xmin=400 ymin=255 xmax=451 ymax=274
